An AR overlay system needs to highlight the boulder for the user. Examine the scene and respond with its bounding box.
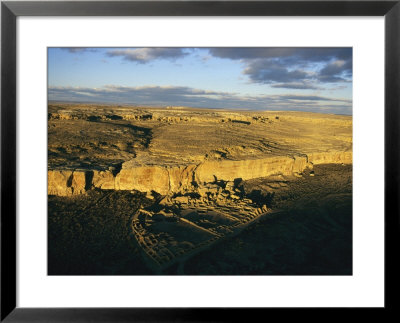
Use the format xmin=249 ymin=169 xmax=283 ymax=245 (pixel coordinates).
xmin=159 ymin=196 xmax=172 ymax=206
xmin=225 ymin=181 xmax=234 ymax=191
xmin=197 ymin=187 xmax=209 ymax=197
xmin=146 ymin=191 xmax=155 ymax=200
xmin=174 ymin=196 xmax=189 ymax=204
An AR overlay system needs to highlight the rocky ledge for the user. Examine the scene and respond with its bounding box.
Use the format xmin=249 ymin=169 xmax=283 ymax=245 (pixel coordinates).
xmin=48 ymin=104 xmax=352 ymax=197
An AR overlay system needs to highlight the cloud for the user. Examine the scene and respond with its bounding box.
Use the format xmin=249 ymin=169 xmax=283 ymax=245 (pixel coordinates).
xmin=208 ymin=47 xmax=351 ymax=63
xmin=318 ymin=59 xmax=352 ymax=83
xmin=49 ymin=85 xmax=227 ymax=105
xmin=106 ymin=48 xmax=188 ymax=63
xmin=58 ymin=47 xmax=352 ymax=89
xmin=270 ymin=82 xmax=320 ymax=90
xmin=243 ymin=59 xmax=310 ymax=84
xmin=60 ymin=48 xmax=97 ymax=54
xmin=48 ymin=85 xmax=352 ymax=114
xmin=273 ymin=94 xmax=351 ymax=103
xmin=207 ymin=47 xmax=352 ymax=88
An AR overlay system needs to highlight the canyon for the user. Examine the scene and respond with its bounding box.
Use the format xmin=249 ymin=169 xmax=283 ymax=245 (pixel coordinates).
xmin=48 ymin=104 xmax=352 ymax=197
xmin=48 ymin=103 xmax=352 ymax=274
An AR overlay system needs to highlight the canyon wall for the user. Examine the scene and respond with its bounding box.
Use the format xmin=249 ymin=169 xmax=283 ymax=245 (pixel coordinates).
xmin=48 ymin=151 xmax=352 ymax=196
xmin=48 ymin=170 xmax=86 ymax=196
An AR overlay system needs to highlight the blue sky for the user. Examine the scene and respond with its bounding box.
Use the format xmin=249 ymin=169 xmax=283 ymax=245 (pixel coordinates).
xmin=48 ymin=47 xmax=352 ymax=114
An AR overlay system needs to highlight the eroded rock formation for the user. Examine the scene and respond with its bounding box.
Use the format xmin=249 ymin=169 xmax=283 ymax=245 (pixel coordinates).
xmin=48 ymin=150 xmax=352 ymax=196
xmin=48 ymin=170 xmax=86 ymax=196
xmin=48 ymin=104 xmax=352 ymax=196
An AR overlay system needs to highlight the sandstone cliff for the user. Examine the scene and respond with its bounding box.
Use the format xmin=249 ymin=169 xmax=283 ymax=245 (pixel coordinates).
xmin=48 ymin=105 xmax=352 ymax=196
xmin=48 ymin=150 xmax=352 ymax=196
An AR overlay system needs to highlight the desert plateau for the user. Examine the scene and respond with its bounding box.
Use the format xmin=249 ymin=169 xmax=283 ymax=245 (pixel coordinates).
xmin=48 ymin=103 xmax=352 ymax=275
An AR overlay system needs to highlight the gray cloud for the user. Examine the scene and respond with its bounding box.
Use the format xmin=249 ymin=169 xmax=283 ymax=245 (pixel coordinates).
xmin=208 ymin=47 xmax=352 ymax=63
xmin=60 ymin=48 xmax=97 ymax=54
xmin=273 ymin=94 xmax=351 ymax=103
xmin=106 ymin=48 xmax=188 ymax=63
xmin=318 ymin=59 xmax=352 ymax=83
xmin=48 ymin=85 xmax=352 ymax=114
xmin=270 ymin=82 xmax=320 ymax=90
xmin=208 ymin=47 xmax=352 ymax=88
xmin=243 ymin=59 xmax=310 ymax=84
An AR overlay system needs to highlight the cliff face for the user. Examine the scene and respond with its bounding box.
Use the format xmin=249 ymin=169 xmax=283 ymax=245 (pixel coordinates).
xmin=116 ymin=166 xmax=170 ymax=194
xmin=48 ymin=105 xmax=352 ymax=196
xmin=195 ymin=155 xmax=309 ymax=183
xmin=48 ymin=170 xmax=86 ymax=196
xmin=48 ymin=151 xmax=352 ymax=196
xmin=307 ymin=151 xmax=352 ymax=165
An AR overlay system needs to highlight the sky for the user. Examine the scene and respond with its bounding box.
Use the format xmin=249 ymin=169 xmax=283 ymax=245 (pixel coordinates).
xmin=48 ymin=47 xmax=352 ymax=114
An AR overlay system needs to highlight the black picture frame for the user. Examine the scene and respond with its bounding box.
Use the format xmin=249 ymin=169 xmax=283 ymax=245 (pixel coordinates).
xmin=1 ymin=0 xmax=399 ymax=321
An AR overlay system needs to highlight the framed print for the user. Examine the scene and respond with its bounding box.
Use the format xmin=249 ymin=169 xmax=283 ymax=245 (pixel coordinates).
xmin=1 ymin=0 xmax=399 ymax=321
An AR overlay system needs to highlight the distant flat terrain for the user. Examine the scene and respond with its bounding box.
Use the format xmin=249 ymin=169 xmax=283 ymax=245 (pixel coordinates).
xmin=48 ymin=103 xmax=352 ymax=170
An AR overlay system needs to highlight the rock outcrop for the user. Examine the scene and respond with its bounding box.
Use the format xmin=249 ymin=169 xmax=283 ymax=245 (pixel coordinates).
xmin=307 ymin=151 xmax=352 ymax=165
xmin=92 ymin=170 xmax=115 ymax=190
xmin=116 ymin=166 xmax=170 ymax=194
xmin=48 ymin=150 xmax=351 ymax=196
xmin=48 ymin=170 xmax=86 ymax=196
xmin=194 ymin=155 xmax=309 ymax=183
xmin=48 ymin=104 xmax=352 ymax=196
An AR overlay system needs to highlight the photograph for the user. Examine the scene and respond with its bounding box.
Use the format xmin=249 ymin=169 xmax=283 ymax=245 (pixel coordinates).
xmin=47 ymin=47 xmax=353 ymax=276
